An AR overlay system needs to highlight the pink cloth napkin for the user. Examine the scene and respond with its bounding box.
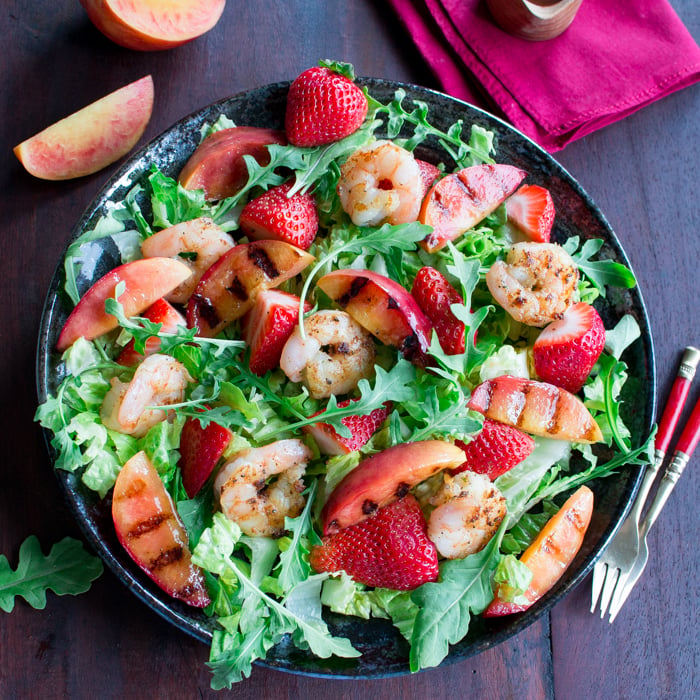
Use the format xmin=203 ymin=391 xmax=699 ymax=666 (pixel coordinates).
xmin=387 ymin=0 xmax=700 ymax=151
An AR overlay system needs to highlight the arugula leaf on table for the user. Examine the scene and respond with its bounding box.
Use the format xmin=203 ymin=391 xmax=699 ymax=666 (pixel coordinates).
xmin=408 ymin=524 xmax=504 ymax=671
xmin=0 ymin=536 xmax=103 ymax=613
xmin=563 ymin=237 xmax=637 ymax=297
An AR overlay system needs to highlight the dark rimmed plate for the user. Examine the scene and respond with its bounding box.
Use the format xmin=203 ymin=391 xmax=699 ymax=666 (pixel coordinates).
xmin=36 ymin=79 xmax=656 ymax=678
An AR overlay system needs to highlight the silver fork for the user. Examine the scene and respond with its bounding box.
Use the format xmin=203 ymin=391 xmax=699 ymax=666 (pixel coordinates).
xmin=590 ymin=346 xmax=700 ymax=619
xmin=606 ymin=393 xmax=700 ymax=621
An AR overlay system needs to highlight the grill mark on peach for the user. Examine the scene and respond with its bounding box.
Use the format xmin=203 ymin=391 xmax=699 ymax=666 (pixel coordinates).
xmin=362 ymin=499 xmax=378 ymax=515
xmin=545 ymin=388 xmax=562 ymax=435
xmin=396 ymin=482 xmax=410 ymax=498
xmin=248 ymin=244 xmax=280 ymax=279
xmin=126 ymin=513 xmax=171 ymax=539
xmin=337 ymin=276 xmax=369 ymax=307
xmin=191 ymin=293 xmax=220 ymax=329
xmin=149 ymin=546 xmax=184 ymax=571
xmin=117 ymin=477 xmax=147 ymax=500
xmin=226 ymin=276 xmax=248 ymax=301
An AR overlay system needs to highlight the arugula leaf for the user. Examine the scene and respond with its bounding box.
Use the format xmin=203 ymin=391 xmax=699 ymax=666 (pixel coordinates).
xmin=408 ymin=524 xmax=503 ymax=671
xmin=0 ymin=536 xmax=103 ymax=612
xmin=564 ymin=237 xmax=637 ymax=297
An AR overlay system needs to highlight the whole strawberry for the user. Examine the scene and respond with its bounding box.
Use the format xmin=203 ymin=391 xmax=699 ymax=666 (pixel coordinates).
xmin=310 ymin=494 xmax=439 ymax=591
xmin=453 ymin=419 xmax=535 ymax=480
xmin=285 ymin=60 xmax=368 ymax=147
xmin=533 ymin=301 xmax=606 ymax=393
xmin=239 ymin=181 xmax=319 ymax=250
xmin=411 ymin=266 xmax=465 ymax=355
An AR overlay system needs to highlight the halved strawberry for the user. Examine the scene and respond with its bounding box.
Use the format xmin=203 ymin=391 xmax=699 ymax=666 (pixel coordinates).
xmin=533 ymin=302 xmax=606 ymax=393
xmin=242 ymin=289 xmax=310 ymax=375
xmin=505 ymin=184 xmax=555 ymax=243
xmin=416 ymin=159 xmax=441 ymax=199
xmin=310 ymin=494 xmax=439 ymax=591
xmin=179 ymin=413 xmax=233 ymax=498
xmin=239 ymin=181 xmax=319 ymax=251
xmin=411 ymin=266 xmax=465 ymax=355
xmin=285 ymin=61 xmax=368 ymax=147
xmin=304 ymin=399 xmax=391 ymax=455
xmin=453 ymin=419 xmax=535 ymax=480
xmin=116 ymin=298 xmax=185 ymax=366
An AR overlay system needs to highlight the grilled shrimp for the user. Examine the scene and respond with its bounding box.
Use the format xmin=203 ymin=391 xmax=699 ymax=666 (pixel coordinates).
xmin=428 ymin=471 xmax=507 ymax=559
xmin=280 ymin=310 xmax=376 ymax=399
xmin=101 ymin=353 xmax=193 ymax=437
xmin=140 ymin=216 xmax=234 ymax=304
xmin=485 ymin=242 xmax=579 ymax=327
xmin=337 ymin=140 xmax=423 ymax=227
xmin=214 ymin=439 xmax=312 ymax=537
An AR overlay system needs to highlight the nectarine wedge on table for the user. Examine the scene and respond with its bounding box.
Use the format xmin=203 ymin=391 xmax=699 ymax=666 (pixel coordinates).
xmin=179 ymin=126 xmax=287 ymax=201
xmin=112 ymin=451 xmax=210 ymax=607
xmin=483 ymin=485 xmax=594 ymax=616
xmin=467 ymin=375 xmax=603 ymax=443
xmin=80 ymin=0 xmax=226 ymax=51
xmin=419 ymin=164 xmax=526 ymax=253
xmin=13 ymin=75 xmax=153 ymax=181
xmin=56 ymin=257 xmax=192 ymax=351
xmin=321 ymin=440 xmax=466 ymax=534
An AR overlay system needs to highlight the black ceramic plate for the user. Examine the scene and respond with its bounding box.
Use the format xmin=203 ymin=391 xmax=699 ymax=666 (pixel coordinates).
xmin=36 ymin=79 xmax=656 ymax=678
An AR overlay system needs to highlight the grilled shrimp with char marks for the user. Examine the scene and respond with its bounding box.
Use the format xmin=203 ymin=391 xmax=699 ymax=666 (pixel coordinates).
xmin=486 ymin=242 xmax=579 ymax=327
xmin=214 ymin=439 xmax=313 ymax=537
xmin=280 ymin=310 xmax=376 ymax=399
xmin=101 ymin=353 xmax=193 ymax=437
xmin=337 ymin=140 xmax=424 ymax=227
xmin=427 ymin=471 xmax=507 ymax=559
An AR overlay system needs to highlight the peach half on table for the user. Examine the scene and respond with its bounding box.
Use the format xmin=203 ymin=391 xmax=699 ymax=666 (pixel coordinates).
xmin=13 ymin=75 xmax=153 ymax=181
xmin=468 ymin=375 xmax=604 ymax=444
xmin=56 ymin=257 xmax=192 ymax=352
xmin=112 ymin=450 xmax=210 ymax=607
xmin=316 ymin=268 xmax=434 ymax=366
xmin=80 ymin=0 xmax=226 ymax=51
xmin=321 ymin=440 xmax=467 ymax=535
xmin=419 ymin=164 xmax=526 ymax=253
xmin=178 ymin=126 xmax=288 ymax=201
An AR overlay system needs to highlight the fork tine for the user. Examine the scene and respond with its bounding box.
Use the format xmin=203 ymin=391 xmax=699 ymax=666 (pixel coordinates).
xmin=597 ymin=566 xmax=621 ymax=618
xmin=590 ymin=562 xmax=607 ymax=612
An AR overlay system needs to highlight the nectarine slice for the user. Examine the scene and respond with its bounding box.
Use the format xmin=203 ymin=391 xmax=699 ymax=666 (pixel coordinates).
xmin=112 ymin=451 xmax=210 ymax=607
xmin=80 ymin=0 xmax=226 ymax=51
xmin=57 ymin=257 xmax=192 ymax=351
xmin=14 ymin=75 xmax=153 ymax=181
xmin=317 ymin=269 xmax=433 ymax=366
xmin=419 ymin=164 xmax=526 ymax=253
xmin=186 ymin=240 xmax=314 ymax=337
xmin=321 ymin=440 xmax=466 ymax=534
xmin=179 ymin=126 xmax=287 ymax=201
xmin=467 ymin=375 xmax=603 ymax=443
xmin=483 ymin=485 xmax=593 ymax=616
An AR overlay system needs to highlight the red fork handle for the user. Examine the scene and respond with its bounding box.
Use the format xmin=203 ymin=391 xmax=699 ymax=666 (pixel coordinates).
xmin=655 ymin=346 xmax=700 ymax=455
xmin=676 ymin=393 xmax=700 ymax=457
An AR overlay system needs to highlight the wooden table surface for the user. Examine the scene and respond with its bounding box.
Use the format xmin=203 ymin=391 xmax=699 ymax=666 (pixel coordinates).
xmin=2 ymin=1 xmax=698 ymax=698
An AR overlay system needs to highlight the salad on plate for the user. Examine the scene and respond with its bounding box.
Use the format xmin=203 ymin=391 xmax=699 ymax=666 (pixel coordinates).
xmin=36 ymin=61 xmax=654 ymax=688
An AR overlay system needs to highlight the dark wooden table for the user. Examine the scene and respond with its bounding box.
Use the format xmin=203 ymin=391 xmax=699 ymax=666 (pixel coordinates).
xmin=2 ymin=1 xmax=698 ymax=697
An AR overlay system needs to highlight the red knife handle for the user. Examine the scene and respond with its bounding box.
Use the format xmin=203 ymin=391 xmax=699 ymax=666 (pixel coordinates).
xmin=655 ymin=346 xmax=700 ymax=455
xmin=676 ymin=394 xmax=700 ymax=457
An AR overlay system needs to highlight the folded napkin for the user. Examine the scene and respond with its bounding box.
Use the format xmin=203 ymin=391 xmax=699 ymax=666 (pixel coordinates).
xmin=388 ymin=0 xmax=700 ymax=151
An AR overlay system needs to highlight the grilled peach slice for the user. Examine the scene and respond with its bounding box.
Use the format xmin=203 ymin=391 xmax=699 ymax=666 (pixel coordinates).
xmin=179 ymin=126 xmax=287 ymax=201
xmin=186 ymin=240 xmax=314 ymax=337
xmin=80 ymin=0 xmax=225 ymax=51
xmin=467 ymin=375 xmax=603 ymax=443
xmin=14 ymin=75 xmax=153 ymax=180
xmin=112 ymin=451 xmax=210 ymax=607
xmin=56 ymin=257 xmax=192 ymax=352
xmin=483 ymin=485 xmax=594 ymax=616
xmin=316 ymin=269 xmax=433 ymax=365
xmin=321 ymin=440 xmax=466 ymax=534
xmin=419 ymin=164 xmax=526 ymax=253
